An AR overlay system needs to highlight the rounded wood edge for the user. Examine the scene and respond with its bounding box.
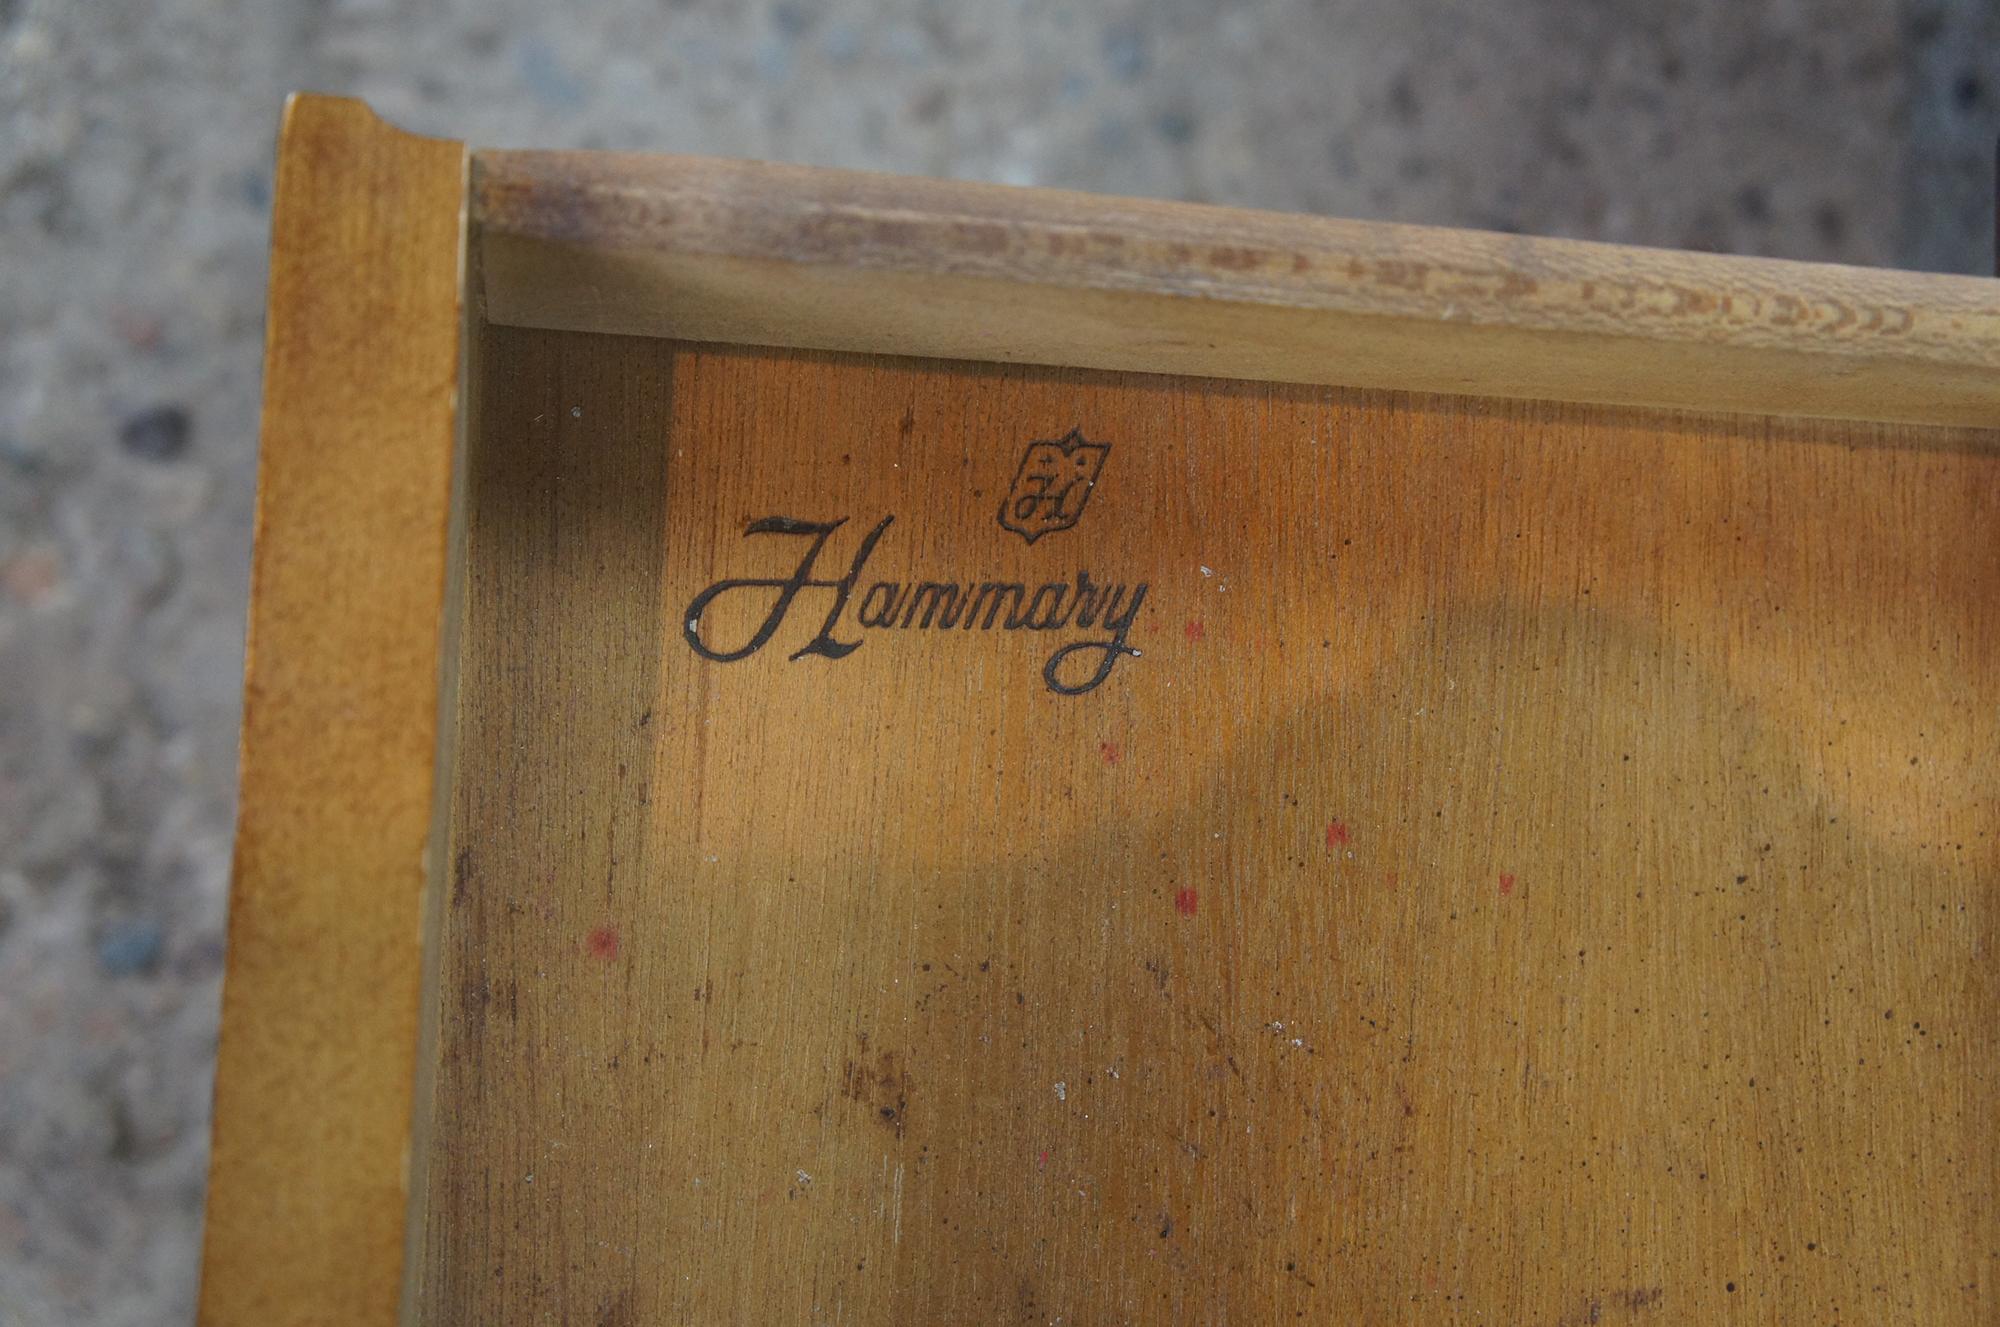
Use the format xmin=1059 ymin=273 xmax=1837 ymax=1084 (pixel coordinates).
xmin=469 ymin=147 xmax=2000 ymax=430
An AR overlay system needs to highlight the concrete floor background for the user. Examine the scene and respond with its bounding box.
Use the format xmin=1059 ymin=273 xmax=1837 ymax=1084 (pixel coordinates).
xmin=0 ymin=1 xmax=1993 ymax=1322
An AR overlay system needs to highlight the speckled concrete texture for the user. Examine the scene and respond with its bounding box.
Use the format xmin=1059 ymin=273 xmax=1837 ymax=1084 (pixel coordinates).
xmin=1 ymin=1 xmax=1994 ymax=1322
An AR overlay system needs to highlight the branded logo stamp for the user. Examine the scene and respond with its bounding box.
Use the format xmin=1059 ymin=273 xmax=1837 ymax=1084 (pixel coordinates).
xmin=683 ymin=429 xmax=1145 ymax=695
xmin=998 ymin=429 xmax=1109 ymax=544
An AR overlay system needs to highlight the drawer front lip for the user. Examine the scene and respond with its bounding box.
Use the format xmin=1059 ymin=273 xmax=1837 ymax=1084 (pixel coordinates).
xmin=473 ymin=143 xmax=2000 ymax=430
xmin=197 ymin=94 xmax=464 ymax=1327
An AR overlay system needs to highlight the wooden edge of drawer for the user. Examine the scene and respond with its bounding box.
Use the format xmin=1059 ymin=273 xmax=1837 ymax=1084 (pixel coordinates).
xmin=196 ymin=94 xmax=464 ymax=1327
xmin=472 ymin=143 xmax=2000 ymax=429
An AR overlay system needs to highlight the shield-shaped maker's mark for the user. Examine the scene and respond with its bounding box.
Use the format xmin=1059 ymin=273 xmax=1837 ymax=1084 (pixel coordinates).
xmin=998 ymin=429 xmax=1110 ymax=544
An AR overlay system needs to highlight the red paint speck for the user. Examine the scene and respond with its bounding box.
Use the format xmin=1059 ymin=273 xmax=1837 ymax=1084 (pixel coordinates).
xmin=1499 ymin=873 xmax=1516 ymax=897
xmin=1037 ymin=1149 xmax=1049 ymax=1170
xmin=1100 ymin=740 xmax=1120 ymax=765
xmin=1185 ymin=619 xmax=1206 ymax=641
xmin=586 ymin=925 xmax=621 ymax=960
xmin=1174 ymin=887 xmax=1199 ymax=917
xmin=1325 ymin=820 xmax=1351 ymax=849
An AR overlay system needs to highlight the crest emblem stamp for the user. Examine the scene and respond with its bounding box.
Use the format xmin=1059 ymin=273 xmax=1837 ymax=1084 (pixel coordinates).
xmin=998 ymin=428 xmax=1110 ymax=544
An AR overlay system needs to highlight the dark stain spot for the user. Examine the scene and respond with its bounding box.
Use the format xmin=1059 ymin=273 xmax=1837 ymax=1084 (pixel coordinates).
xmin=119 ymin=404 xmax=192 ymax=462
xmin=843 ymin=1033 xmax=912 ymax=1138
xmin=1557 ymin=1284 xmax=1663 ymax=1325
xmin=1155 ymin=108 xmax=1196 ymax=144
xmin=451 ymin=847 xmax=474 ymax=908
xmin=594 ymin=1286 xmax=634 ymax=1327
xmin=1387 ymin=71 xmax=1419 ymax=122
xmin=586 ymin=925 xmax=620 ymax=960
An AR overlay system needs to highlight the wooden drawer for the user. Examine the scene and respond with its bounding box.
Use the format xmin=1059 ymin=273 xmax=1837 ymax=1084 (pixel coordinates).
xmin=199 ymin=95 xmax=2000 ymax=1325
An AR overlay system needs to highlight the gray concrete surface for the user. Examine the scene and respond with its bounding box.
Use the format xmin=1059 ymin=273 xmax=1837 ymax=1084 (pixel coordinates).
xmin=0 ymin=0 xmax=1994 ymax=1322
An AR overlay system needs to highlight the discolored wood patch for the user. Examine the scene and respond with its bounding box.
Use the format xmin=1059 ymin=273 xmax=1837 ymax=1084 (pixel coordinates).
xmin=411 ymin=330 xmax=1999 ymax=1324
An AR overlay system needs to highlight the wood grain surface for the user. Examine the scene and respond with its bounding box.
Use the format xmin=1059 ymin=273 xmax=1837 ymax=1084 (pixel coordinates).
xmin=197 ymin=96 xmax=463 ymax=1326
xmin=409 ymin=327 xmax=1998 ymax=1323
xmin=472 ymin=149 xmax=2000 ymax=428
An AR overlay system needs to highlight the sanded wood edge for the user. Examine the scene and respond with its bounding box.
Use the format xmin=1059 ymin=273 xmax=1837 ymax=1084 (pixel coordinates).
xmin=472 ymin=148 xmax=2000 ymax=429
xmin=197 ymin=95 xmax=464 ymax=1327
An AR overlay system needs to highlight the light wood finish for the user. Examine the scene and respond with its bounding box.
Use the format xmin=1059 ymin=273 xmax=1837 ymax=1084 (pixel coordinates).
xmin=197 ymin=96 xmax=463 ymax=1326
xmin=411 ymin=331 xmax=1997 ymax=1323
xmin=209 ymin=96 xmax=2000 ymax=1327
xmin=473 ymin=149 xmax=2000 ymax=429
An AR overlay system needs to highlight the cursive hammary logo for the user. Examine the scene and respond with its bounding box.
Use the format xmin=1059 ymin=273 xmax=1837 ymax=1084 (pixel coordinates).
xmin=681 ymin=429 xmax=1147 ymax=696
xmin=998 ymin=429 xmax=1109 ymax=544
